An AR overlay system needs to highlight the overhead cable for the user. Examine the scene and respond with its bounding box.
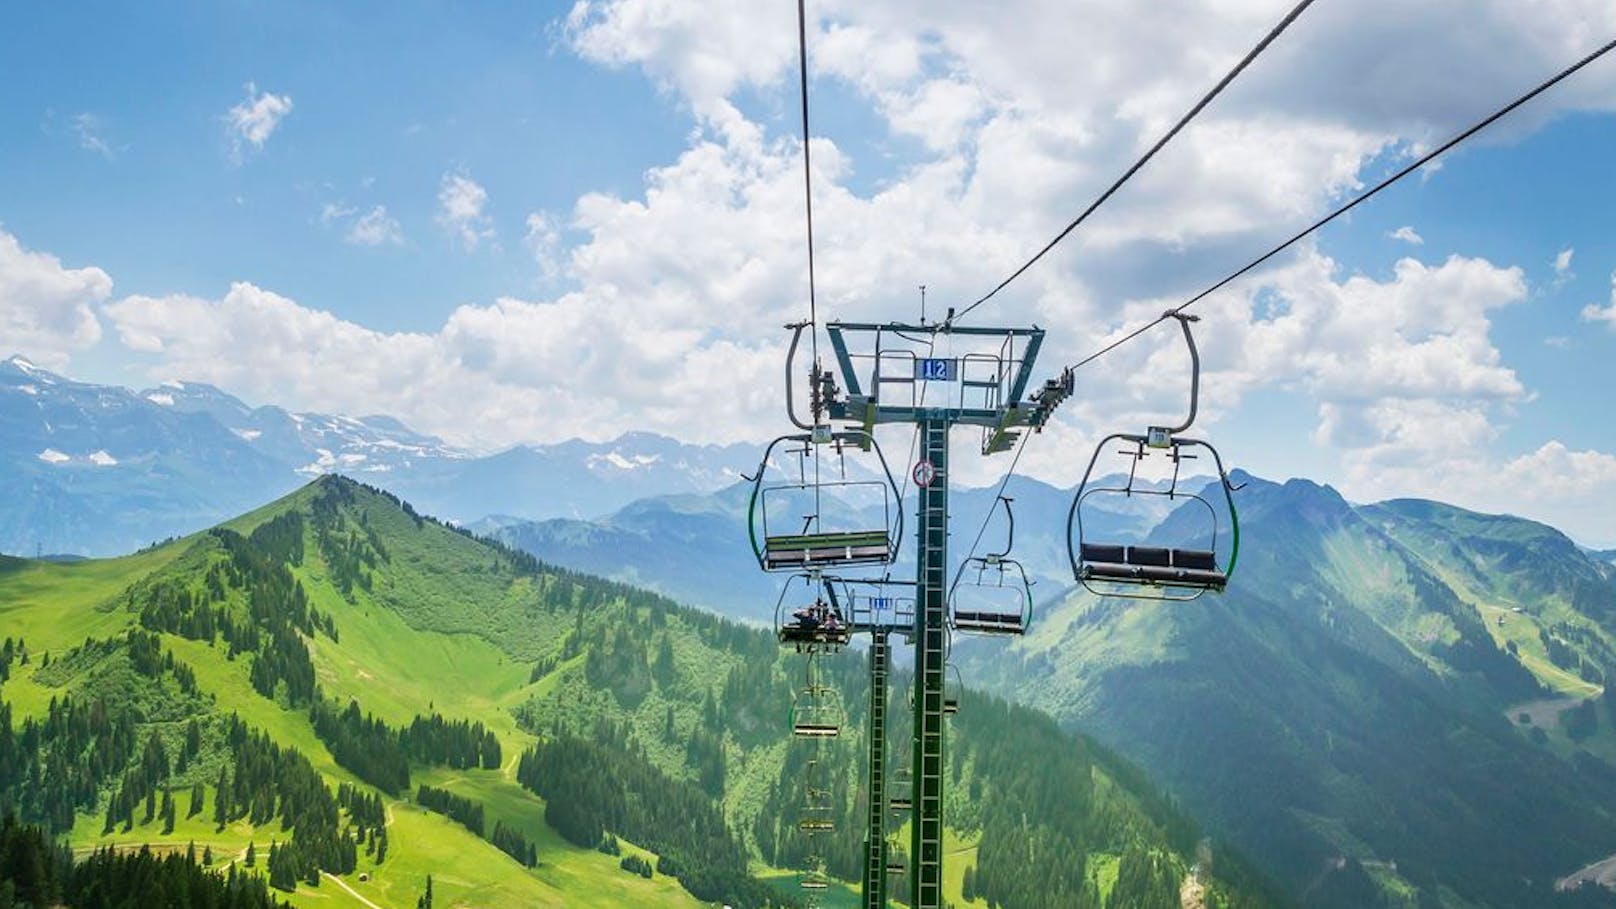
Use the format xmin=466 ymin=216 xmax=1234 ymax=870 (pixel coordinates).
xmin=1064 ymin=33 xmax=1616 ymax=373
xmin=950 ymin=0 xmax=1319 ymax=325
xmin=796 ymin=0 xmax=821 ymax=372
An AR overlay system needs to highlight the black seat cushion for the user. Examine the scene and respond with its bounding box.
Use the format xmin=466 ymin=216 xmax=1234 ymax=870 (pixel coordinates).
xmin=1081 ymin=543 xmax=1126 ymax=564
xmin=1173 ymin=548 xmax=1217 ymax=570
xmin=1127 ymin=546 xmax=1171 ymax=567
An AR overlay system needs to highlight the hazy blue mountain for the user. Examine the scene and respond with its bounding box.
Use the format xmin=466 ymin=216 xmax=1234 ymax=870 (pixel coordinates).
xmin=484 ymin=473 xmax=1161 ymax=623
xmin=386 ymin=431 xmax=757 ymax=525
xmin=0 ymin=355 xmax=299 ymax=556
xmin=0 ymin=355 xmax=758 ymax=556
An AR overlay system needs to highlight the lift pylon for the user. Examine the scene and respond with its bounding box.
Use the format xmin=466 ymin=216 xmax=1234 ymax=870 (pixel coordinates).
xmin=812 ymin=320 xmax=1053 ymax=909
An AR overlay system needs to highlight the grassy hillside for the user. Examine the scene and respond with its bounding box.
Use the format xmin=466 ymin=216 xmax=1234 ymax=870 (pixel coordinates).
xmin=0 ymin=475 xmax=1270 ymax=909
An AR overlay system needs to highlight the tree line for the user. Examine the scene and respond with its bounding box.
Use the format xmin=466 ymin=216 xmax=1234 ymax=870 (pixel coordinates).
xmin=0 ymin=813 xmax=290 ymax=908
xmin=311 ymin=697 xmax=502 ymax=796
xmin=515 ymin=722 xmax=790 ymax=908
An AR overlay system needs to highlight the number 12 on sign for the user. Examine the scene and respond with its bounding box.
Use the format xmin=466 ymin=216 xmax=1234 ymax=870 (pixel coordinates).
xmin=915 ymin=358 xmax=956 ymax=381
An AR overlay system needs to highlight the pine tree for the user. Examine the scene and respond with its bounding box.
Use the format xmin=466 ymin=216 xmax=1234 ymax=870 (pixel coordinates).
xmin=160 ymin=790 xmax=176 ymax=834
xmin=416 ymin=874 xmax=434 ymax=909
xmin=213 ymin=769 xmax=231 ymax=829
xmin=188 ymin=781 xmax=205 ymax=818
xmin=246 ymin=841 xmax=257 ymax=867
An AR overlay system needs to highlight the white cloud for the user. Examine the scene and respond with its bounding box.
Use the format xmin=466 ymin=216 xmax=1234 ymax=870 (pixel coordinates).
xmin=1554 ymin=247 xmax=1574 ymax=275
xmin=1581 ymin=270 xmax=1616 ymax=329
xmin=346 ymin=206 xmax=405 ymax=247
xmin=437 ymin=172 xmax=495 ymax=251
xmin=0 ymin=227 xmax=108 ymax=369
xmin=1388 ymin=226 xmax=1423 ymax=245
xmin=1345 ymin=440 xmax=1616 ymax=546
xmin=320 ymin=203 xmax=402 ymax=245
xmin=524 ymin=212 xmax=563 ymax=278
xmin=226 ymin=83 xmax=293 ymax=160
xmin=101 ymin=279 xmax=782 ymax=449
xmin=72 ymin=113 xmax=115 ymax=159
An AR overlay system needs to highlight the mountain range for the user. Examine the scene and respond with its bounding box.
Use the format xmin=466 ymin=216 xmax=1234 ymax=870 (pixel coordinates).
xmin=0 ymin=354 xmax=757 ymax=556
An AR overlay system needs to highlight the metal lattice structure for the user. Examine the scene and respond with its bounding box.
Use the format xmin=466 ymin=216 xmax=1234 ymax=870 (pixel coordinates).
xmin=753 ymin=320 xmax=1057 ymax=909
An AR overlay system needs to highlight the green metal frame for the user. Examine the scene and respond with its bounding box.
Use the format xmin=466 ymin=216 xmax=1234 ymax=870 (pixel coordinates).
xmin=793 ymin=320 xmax=1051 ymax=909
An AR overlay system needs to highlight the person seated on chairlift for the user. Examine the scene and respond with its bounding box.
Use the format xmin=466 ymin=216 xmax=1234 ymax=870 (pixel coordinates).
xmin=790 ymin=599 xmax=836 ymax=632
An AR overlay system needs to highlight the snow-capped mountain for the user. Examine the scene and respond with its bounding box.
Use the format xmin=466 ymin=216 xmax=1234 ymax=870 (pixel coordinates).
xmin=138 ymin=378 xmax=466 ymax=475
xmin=0 ymin=354 xmax=760 ymax=556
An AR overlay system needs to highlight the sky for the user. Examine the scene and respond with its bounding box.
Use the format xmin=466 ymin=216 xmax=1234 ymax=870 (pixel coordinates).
xmin=3 ymin=1 xmax=1616 ymax=543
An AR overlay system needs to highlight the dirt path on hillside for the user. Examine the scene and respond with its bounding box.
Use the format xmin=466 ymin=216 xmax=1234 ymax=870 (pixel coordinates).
xmin=1506 ymin=695 xmax=1583 ymax=729
xmin=323 ymin=871 xmax=389 ymax=909
xmin=1558 ymin=852 xmax=1616 ymax=892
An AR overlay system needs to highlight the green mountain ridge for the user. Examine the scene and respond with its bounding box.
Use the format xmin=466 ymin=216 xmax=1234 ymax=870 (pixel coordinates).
xmin=0 ymin=475 xmax=1269 ymax=908
xmin=963 ymin=474 xmax=1616 ymax=908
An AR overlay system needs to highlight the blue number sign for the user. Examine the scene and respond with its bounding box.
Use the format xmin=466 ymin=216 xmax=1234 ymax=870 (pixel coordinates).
xmin=915 ymin=358 xmax=957 ymax=381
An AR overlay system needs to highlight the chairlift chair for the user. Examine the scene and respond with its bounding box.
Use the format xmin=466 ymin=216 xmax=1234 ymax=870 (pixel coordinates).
xmin=748 ymin=429 xmax=903 ymax=572
xmin=911 ymin=664 xmax=964 ymax=715
xmin=949 ymin=496 xmax=1034 ymax=635
xmin=776 ymin=573 xmax=852 ymax=652
xmin=1067 ymin=314 xmax=1240 ymax=600
xmin=888 ymin=767 xmax=913 ymax=812
xmin=790 ymin=656 xmax=845 ymax=738
xmin=798 ymin=785 xmax=836 ymax=832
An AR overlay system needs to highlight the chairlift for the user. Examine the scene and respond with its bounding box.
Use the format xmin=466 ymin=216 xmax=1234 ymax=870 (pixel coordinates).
xmin=888 ymin=767 xmax=913 ymax=812
xmin=944 ymin=660 xmax=963 ymax=716
xmin=748 ymin=429 xmax=903 ymax=572
xmin=798 ymin=785 xmax=836 ymax=832
xmin=1068 ymin=313 xmax=1240 ymax=601
xmin=800 ymin=848 xmax=832 ymax=892
xmin=790 ymin=656 xmax=845 ymax=738
xmin=949 ymin=495 xmax=1034 ymax=635
xmin=776 ymin=573 xmax=852 ymax=652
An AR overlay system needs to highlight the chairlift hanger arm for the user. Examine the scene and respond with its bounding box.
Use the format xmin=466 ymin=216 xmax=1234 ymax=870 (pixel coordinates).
xmin=783 ymin=320 xmax=815 ymax=430
xmin=988 ymin=496 xmax=1015 ymax=561
xmin=1163 ymin=312 xmax=1200 ymax=436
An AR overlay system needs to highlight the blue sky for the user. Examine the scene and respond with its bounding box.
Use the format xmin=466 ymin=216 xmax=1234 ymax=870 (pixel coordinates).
xmin=3 ymin=1 xmax=1616 ymax=542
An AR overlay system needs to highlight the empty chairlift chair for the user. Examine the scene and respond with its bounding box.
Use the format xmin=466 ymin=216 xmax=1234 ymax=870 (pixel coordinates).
xmin=949 ymin=496 xmax=1033 ymax=635
xmin=791 ymin=656 xmax=845 ymax=738
xmin=888 ymin=767 xmax=913 ymax=812
xmin=798 ymin=786 xmax=836 ymax=833
xmin=1066 ymin=313 xmax=1241 ymax=601
xmin=748 ymin=429 xmax=903 ymax=572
